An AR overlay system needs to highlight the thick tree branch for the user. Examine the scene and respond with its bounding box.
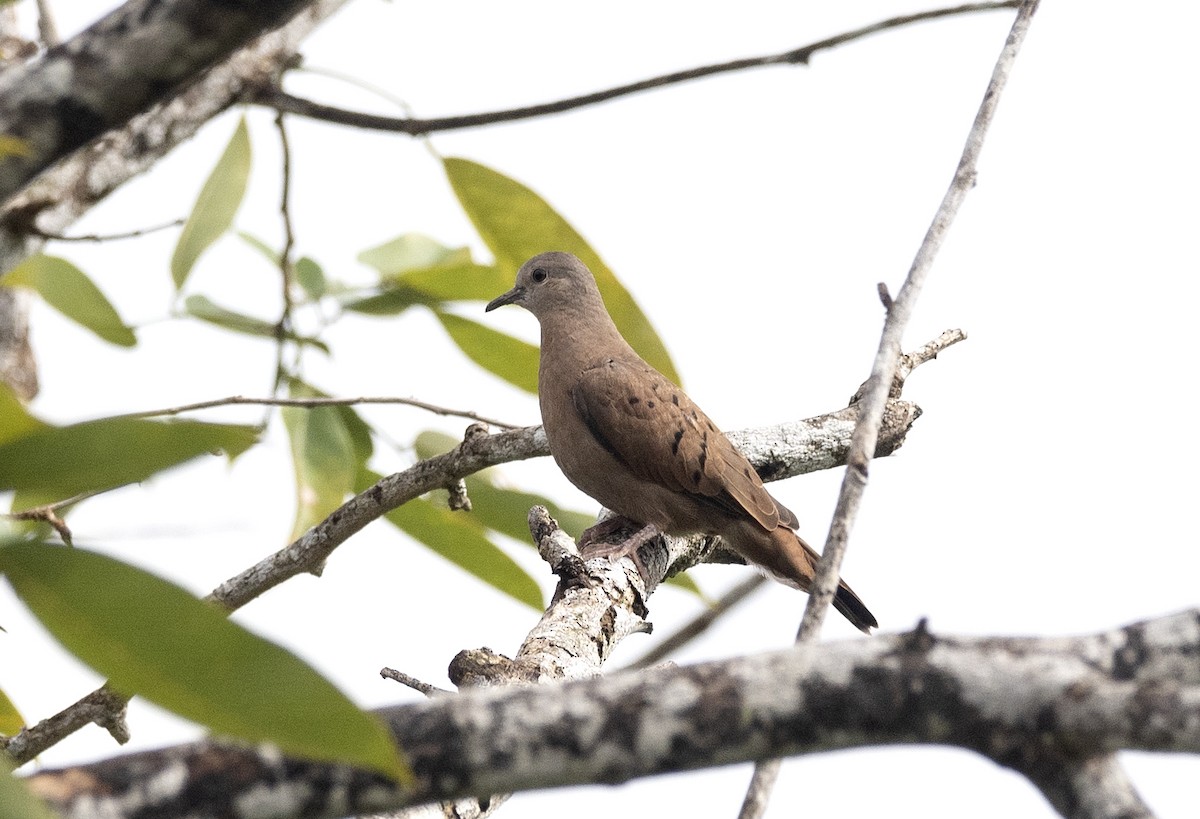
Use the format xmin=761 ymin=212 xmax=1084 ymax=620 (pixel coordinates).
xmin=24 ymin=610 xmax=1200 ymax=819
xmin=0 ymin=0 xmax=323 ymax=205
xmin=0 ymin=0 xmax=348 ymax=275
xmin=254 ymin=2 xmax=1020 ymax=136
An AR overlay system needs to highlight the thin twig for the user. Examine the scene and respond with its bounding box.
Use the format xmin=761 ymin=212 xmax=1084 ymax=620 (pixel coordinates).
xmin=111 ymin=393 xmax=521 ymax=429
xmin=25 ymin=218 xmax=185 ymax=243
xmin=256 ymin=2 xmax=1020 ymax=136
xmin=271 ymin=112 xmax=298 ymax=400
xmin=739 ymin=4 xmax=1040 ymax=817
xmin=379 ymin=668 xmax=450 ymax=698
xmin=622 ymin=575 xmax=767 ymax=671
xmin=34 ymin=0 xmax=60 ymax=47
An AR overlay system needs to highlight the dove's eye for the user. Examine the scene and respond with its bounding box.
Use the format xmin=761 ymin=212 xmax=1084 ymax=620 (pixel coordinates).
xmin=531 ymin=268 xmax=548 ymax=283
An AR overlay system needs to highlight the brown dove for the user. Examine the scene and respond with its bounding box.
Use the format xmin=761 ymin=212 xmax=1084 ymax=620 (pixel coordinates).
xmin=486 ymin=251 xmax=876 ymax=632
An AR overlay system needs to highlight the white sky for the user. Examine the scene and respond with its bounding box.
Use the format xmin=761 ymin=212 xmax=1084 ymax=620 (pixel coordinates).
xmin=3 ymin=1 xmax=1199 ymax=817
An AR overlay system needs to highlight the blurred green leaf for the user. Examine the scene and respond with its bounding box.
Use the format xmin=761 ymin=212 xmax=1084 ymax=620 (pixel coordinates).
xmin=0 ymin=417 xmax=257 ymax=496
xmin=434 ymin=310 xmax=539 ymax=394
xmin=399 ymin=263 xmax=511 ymax=303
xmin=0 ymin=686 xmax=24 ymax=736
xmin=0 ymin=762 xmax=57 ymax=819
xmin=0 ymin=542 xmax=409 ymax=782
xmin=2 ymin=255 xmax=135 ymax=347
xmin=358 ymin=233 xmax=472 ymax=277
xmin=295 ymin=256 xmax=326 ymax=299
xmin=0 ymin=384 xmax=46 ymax=448
xmin=339 ymin=284 xmax=428 ymax=316
xmin=282 ymin=384 xmax=357 ymax=540
xmin=236 ymin=230 xmax=280 ymax=266
xmin=184 ymin=295 xmax=329 ymax=352
xmin=444 ymin=157 xmax=680 ymax=384
xmin=171 ymin=117 xmax=252 ymax=289
xmin=365 ymin=470 xmax=542 ymax=610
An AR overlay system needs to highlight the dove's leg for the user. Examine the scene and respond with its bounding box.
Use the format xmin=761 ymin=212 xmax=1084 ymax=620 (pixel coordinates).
xmin=578 ymin=516 xmax=662 ymax=581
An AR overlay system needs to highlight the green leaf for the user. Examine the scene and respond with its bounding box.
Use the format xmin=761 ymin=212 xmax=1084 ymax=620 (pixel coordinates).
xmin=0 ymin=384 xmax=46 ymax=448
xmin=0 ymin=417 xmax=258 ymax=497
xmin=236 ymin=230 xmax=280 ymax=266
xmin=171 ymin=117 xmax=252 ymax=289
xmin=444 ymin=157 xmax=680 ymax=384
xmin=399 ymin=263 xmax=512 ymax=303
xmin=295 ymin=256 xmax=326 ymax=299
xmin=0 ymin=762 xmax=57 ymax=819
xmin=339 ymin=284 xmax=428 ymax=316
xmin=184 ymin=295 xmax=329 ymax=352
xmin=434 ymin=310 xmax=539 ymax=394
xmin=2 ymin=255 xmax=136 ymax=347
xmin=365 ymin=471 xmax=542 ymax=610
xmin=0 ymin=686 xmax=25 ymax=736
xmin=0 ymin=542 xmax=409 ymax=782
xmin=358 ymin=233 xmax=473 ymax=277
xmin=282 ymin=384 xmax=357 ymax=541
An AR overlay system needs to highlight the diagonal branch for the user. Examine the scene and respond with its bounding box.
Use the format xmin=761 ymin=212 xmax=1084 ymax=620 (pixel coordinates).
xmin=0 ymin=395 xmax=923 ymax=764
xmin=255 ymin=2 xmax=1020 ymax=136
xmin=741 ymin=3 xmax=1041 ymax=815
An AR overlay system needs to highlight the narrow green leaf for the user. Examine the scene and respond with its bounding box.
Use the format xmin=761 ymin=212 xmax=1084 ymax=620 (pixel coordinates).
xmin=358 ymin=233 xmax=472 ymax=277
xmin=434 ymin=310 xmax=539 ymax=394
xmin=444 ymin=157 xmax=680 ymax=384
xmin=399 ymin=263 xmax=512 ymax=303
xmin=171 ymin=117 xmax=252 ymax=289
xmin=2 ymin=255 xmax=135 ymax=347
xmin=0 ymin=686 xmax=25 ymax=736
xmin=282 ymin=385 xmax=357 ymax=541
xmin=235 ymin=230 xmax=280 ymax=266
xmin=339 ymin=284 xmax=427 ymax=316
xmin=184 ymin=295 xmax=329 ymax=352
xmin=0 ymin=417 xmax=258 ymax=496
xmin=364 ymin=471 xmax=542 ymax=610
xmin=295 ymin=256 xmax=326 ymax=299
xmin=0 ymin=542 xmax=409 ymax=782
xmin=0 ymin=384 xmax=46 ymax=447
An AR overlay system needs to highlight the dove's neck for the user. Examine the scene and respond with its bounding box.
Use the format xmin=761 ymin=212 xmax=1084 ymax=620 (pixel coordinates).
xmin=537 ymin=298 xmax=638 ymax=378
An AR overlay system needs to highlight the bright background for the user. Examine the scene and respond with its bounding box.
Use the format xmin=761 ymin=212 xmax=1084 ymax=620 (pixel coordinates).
xmin=2 ymin=1 xmax=1198 ymax=817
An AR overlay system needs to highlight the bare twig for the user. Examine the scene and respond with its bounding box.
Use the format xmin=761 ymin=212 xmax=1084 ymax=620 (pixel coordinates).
xmin=622 ymin=575 xmax=767 ymax=671
xmin=25 ymin=217 xmax=185 ymax=242
xmin=740 ymin=4 xmax=1040 ymax=816
xmin=379 ymin=668 xmax=449 ymax=698
xmin=271 ymin=112 xmax=298 ymax=399
xmin=34 ymin=0 xmax=60 ymax=48
xmin=111 ymin=393 xmax=522 ymax=429
xmin=256 ymin=2 xmax=1020 ymax=136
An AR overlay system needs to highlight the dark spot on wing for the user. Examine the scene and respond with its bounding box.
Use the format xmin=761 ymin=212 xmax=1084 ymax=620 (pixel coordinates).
xmin=647 ymin=400 xmax=656 ymax=408
xmin=672 ymin=394 xmax=680 ymax=406
xmin=692 ymin=469 xmax=702 ymax=485
xmin=672 ymin=428 xmax=684 ymax=455
xmin=628 ymin=396 xmax=640 ymax=405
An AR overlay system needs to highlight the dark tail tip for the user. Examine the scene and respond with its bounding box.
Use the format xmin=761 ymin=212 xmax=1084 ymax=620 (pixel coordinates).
xmin=834 ymin=583 xmax=878 ymax=633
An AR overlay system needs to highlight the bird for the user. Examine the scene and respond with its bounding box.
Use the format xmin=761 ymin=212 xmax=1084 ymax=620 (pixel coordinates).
xmin=485 ymin=251 xmax=877 ymax=632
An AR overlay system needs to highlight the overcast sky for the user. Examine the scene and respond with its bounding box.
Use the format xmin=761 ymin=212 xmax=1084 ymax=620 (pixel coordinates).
xmin=3 ymin=2 xmax=1199 ymax=817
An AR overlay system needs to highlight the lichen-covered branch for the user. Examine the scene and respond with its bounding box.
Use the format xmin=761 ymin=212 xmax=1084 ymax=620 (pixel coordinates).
xmin=25 ymin=610 xmax=1200 ymax=819
xmin=0 ymin=0 xmax=320 ymax=205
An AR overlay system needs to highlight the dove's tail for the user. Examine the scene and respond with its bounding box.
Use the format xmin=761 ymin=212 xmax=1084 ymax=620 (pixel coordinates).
xmin=760 ymin=526 xmax=879 ymax=633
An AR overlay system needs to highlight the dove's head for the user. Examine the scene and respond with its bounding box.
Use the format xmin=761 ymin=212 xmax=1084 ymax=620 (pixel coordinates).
xmin=485 ymin=252 xmax=604 ymax=320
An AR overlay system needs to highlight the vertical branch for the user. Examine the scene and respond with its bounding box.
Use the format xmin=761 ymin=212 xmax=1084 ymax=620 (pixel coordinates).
xmin=272 ymin=111 xmax=297 ymax=398
xmin=738 ymin=2 xmax=1042 ymax=817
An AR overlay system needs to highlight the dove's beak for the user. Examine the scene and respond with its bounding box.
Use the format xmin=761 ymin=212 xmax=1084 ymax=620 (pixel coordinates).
xmin=485 ymin=286 xmax=525 ymax=312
